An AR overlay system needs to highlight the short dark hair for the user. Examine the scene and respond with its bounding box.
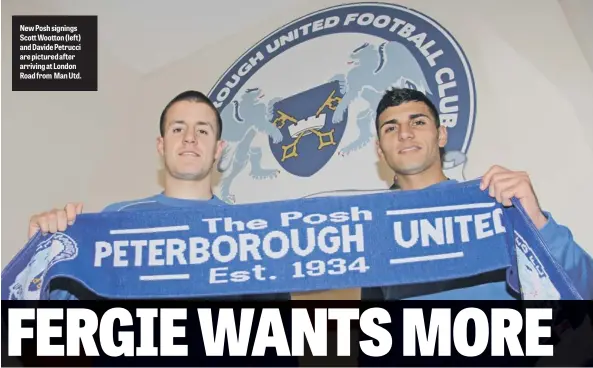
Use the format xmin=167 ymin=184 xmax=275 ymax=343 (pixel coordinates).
xmin=375 ymin=88 xmax=440 ymax=134
xmin=159 ymin=90 xmax=223 ymax=140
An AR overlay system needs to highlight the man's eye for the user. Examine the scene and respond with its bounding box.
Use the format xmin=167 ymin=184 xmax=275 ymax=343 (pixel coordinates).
xmin=412 ymin=120 xmax=426 ymax=126
xmin=198 ymin=129 xmax=208 ymax=135
xmin=172 ymin=127 xmax=182 ymax=133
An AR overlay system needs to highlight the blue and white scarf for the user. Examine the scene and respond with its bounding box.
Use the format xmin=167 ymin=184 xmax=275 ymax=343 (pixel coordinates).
xmin=1 ymin=179 xmax=583 ymax=300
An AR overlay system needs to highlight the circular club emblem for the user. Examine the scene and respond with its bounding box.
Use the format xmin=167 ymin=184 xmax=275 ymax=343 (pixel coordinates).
xmin=209 ymin=2 xmax=476 ymax=203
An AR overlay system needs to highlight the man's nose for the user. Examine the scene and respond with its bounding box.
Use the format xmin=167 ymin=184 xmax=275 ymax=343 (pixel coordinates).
xmin=398 ymin=124 xmax=414 ymax=140
xmin=183 ymin=130 xmax=197 ymax=143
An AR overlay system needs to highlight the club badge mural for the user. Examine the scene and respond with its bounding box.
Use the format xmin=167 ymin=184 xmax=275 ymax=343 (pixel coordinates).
xmin=208 ymin=2 xmax=476 ymax=203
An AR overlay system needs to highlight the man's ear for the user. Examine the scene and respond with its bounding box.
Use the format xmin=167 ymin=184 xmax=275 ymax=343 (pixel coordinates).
xmin=157 ymin=136 xmax=165 ymax=157
xmin=437 ymin=126 xmax=448 ymax=148
xmin=215 ymin=140 xmax=227 ymax=161
xmin=375 ymin=139 xmax=385 ymax=161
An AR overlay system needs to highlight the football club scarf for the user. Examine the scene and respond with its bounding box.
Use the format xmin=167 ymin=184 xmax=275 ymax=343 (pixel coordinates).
xmin=1 ymin=179 xmax=583 ymax=300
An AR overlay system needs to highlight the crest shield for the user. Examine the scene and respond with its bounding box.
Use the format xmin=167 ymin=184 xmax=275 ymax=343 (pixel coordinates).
xmin=267 ymin=81 xmax=348 ymax=177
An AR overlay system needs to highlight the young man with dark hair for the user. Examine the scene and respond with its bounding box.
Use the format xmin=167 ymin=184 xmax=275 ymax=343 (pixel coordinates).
xmin=364 ymin=87 xmax=593 ymax=300
xmin=28 ymin=90 xmax=290 ymax=302
xmin=22 ymin=89 xmax=296 ymax=368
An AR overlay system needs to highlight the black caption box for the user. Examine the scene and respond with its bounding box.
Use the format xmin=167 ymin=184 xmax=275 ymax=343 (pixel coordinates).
xmin=12 ymin=15 xmax=98 ymax=91
xmin=2 ymin=300 xmax=592 ymax=367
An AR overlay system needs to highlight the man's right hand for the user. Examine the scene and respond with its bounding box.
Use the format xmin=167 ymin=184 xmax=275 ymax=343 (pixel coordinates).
xmin=28 ymin=203 xmax=83 ymax=239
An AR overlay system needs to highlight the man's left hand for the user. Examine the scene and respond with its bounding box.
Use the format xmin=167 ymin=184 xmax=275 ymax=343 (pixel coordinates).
xmin=480 ymin=165 xmax=548 ymax=229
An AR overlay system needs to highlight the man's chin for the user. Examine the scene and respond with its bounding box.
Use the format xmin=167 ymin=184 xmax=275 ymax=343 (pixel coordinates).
xmin=391 ymin=163 xmax=428 ymax=176
xmin=171 ymin=170 xmax=208 ymax=181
